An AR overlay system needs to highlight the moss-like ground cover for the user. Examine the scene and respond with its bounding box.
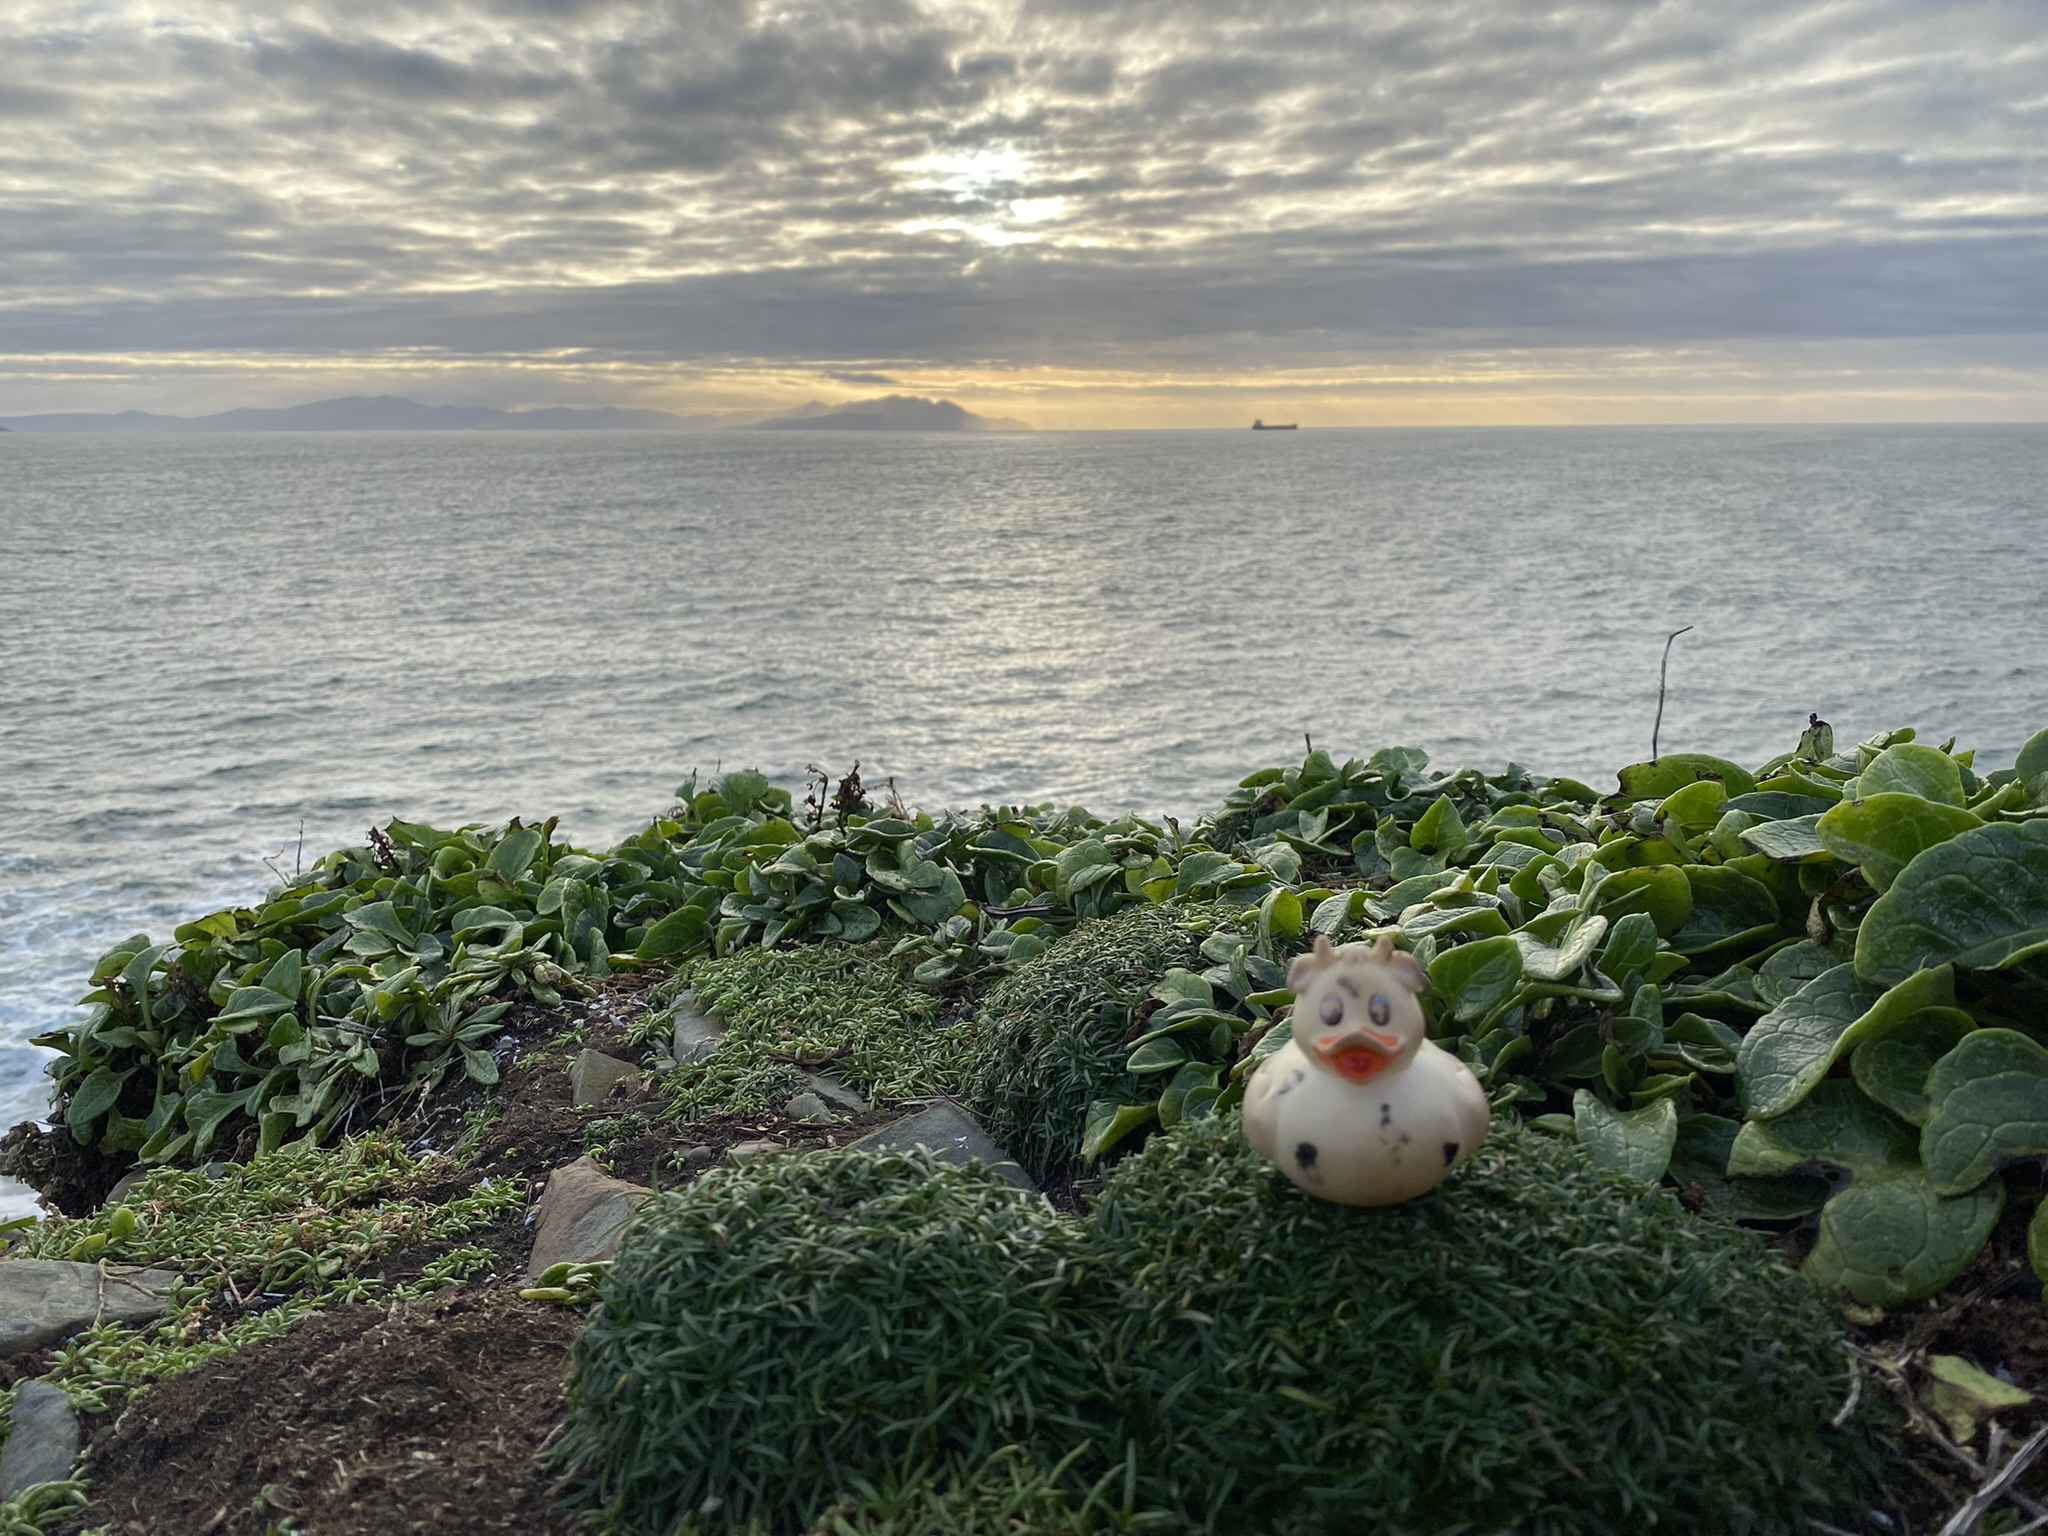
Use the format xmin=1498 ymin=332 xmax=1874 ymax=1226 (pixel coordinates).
xmin=564 ymin=1119 xmax=1877 ymax=1536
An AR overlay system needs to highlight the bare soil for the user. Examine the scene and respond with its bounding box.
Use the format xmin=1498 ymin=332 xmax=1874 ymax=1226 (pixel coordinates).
xmin=64 ymin=1290 xmax=582 ymax=1536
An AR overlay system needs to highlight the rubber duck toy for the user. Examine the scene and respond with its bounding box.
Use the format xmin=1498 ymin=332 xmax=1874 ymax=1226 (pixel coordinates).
xmin=1243 ymin=933 xmax=1490 ymax=1206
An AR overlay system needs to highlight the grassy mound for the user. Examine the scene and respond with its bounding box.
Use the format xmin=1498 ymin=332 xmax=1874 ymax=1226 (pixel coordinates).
xmin=560 ymin=1150 xmax=1103 ymax=1535
xmin=1089 ymin=1116 xmax=1879 ymax=1536
xmin=564 ymin=1119 xmax=1879 ymax=1536
xmin=670 ymin=945 xmax=959 ymax=1118
xmin=964 ymin=903 xmax=1204 ymax=1184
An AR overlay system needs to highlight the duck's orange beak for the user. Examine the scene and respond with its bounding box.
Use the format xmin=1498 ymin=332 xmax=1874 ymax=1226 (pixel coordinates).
xmin=1312 ymin=1025 xmax=1403 ymax=1082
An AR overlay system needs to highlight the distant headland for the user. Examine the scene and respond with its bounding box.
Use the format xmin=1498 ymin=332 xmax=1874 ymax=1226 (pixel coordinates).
xmin=0 ymin=393 xmax=1032 ymax=434
xmin=745 ymin=395 xmax=1030 ymax=432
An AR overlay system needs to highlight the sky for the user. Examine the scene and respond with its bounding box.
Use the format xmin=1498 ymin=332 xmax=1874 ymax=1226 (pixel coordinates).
xmin=2 ymin=0 xmax=2045 ymax=427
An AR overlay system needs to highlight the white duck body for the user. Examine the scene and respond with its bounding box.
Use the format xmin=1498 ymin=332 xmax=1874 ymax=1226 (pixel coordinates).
xmin=1243 ymin=934 xmax=1491 ymax=1208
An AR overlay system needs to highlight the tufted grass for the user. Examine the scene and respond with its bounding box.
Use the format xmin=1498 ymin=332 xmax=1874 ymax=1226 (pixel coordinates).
xmin=668 ymin=945 xmax=959 ymax=1120
xmin=963 ymin=904 xmax=1206 ymax=1184
xmin=562 ymin=1116 xmax=1881 ymax=1536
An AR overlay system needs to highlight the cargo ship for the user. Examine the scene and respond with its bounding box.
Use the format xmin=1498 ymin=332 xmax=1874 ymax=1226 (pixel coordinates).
xmin=1251 ymin=419 xmax=1298 ymax=430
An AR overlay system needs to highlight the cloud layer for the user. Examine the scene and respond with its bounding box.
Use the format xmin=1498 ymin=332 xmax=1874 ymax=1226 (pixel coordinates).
xmin=2 ymin=0 xmax=2044 ymax=416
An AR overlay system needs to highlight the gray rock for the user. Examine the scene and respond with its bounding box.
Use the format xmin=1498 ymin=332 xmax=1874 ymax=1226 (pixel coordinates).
xmin=103 ymin=1170 xmax=146 ymax=1206
xmin=727 ymin=1140 xmax=785 ymax=1165
xmin=567 ymin=1049 xmax=639 ymax=1108
xmin=846 ymin=1101 xmax=1037 ymax=1192
xmin=670 ymin=992 xmax=727 ymax=1065
xmin=525 ymin=1157 xmax=651 ymax=1279
xmin=679 ymin=1144 xmax=717 ymax=1170
xmin=805 ymin=1073 xmax=869 ymax=1113
xmin=0 ymin=1261 xmax=182 ymax=1358
xmin=781 ymin=1092 xmax=833 ymax=1125
xmin=0 ymin=1380 xmax=77 ymax=1497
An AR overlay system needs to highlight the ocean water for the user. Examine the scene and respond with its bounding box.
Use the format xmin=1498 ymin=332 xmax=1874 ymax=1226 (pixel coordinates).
xmin=3 ymin=424 xmax=2043 ymax=1211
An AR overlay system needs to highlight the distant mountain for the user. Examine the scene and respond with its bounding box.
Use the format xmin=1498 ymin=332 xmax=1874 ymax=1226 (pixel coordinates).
xmin=746 ymin=395 xmax=1031 ymax=432
xmin=0 ymin=395 xmax=731 ymax=433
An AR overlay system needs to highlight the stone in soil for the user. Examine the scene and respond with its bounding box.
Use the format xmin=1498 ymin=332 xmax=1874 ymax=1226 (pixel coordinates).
xmin=0 ymin=1379 xmax=78 ymax=1498
xmin=846 ymin=1100 xmax=1038 ymax=1191
xmin=68 ymin=1289 xmax=580 ymax=1536
xmin=805 ymin=1073 xmax=868 ymax=1113
xmin=525 ymin=1157 xmax=651 ymax=1278
xmin=669 ymin=992 xmax=726 ymax=1064
xmin=0 ymin=1261 xmax=182 ymax=1358
xmin=566 ymin=1049 xmax=639 ymax=1108
xmin=781 ymin=1092 xmax=833 ymax=1125
xmin=728 ymin=1140 xmax=785 ymax=1165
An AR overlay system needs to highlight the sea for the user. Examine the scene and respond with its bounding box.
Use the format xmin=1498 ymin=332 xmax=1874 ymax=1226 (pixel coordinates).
xmin=3 ymin=424 xmax=2044 ymax=1214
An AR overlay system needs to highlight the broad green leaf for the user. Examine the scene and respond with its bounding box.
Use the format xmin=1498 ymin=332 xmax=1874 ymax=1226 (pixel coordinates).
xmin=1598 ymin=912 xmax=1660 ymax=984
xmin=121 ymin=944 xmax=166 ymax=1028
xmin=1655 ymin=778 xmax=1727 ymax=833
xmin=452 ymin=906 xmax=524 ymax=950
xmin=185 ymin=1084 xmax=253 ymax=1154
xmin=1260 ymin=887 xmax=1303 ymax=940
xmin=1614 ymin=755 xmax=1757 ymax=802
xmin=1738 ymin=815 xmax=1831 ymax=863
xmin=1856 ymin=821 xmax=2048 ymax=985
xmin=1158 ymin=1062 xmax=1221 ymax=1128
xmin=1174 ymin=850 xmax=1239 ymax=896
xmin=1816 ymin=794 xmax=1980 ymax=892
xmin=261 ymin=949 xmax=303 ymax=1003
xmin=1572 ymin=1089 xmax=1678 ymax=1182
xmin=64 ymin=1066 xmax=128 ymax=1139
xmin=214 ymin=985 xmax=297 ymax=1023
xmin=1754 ymin=941 xmax=1840 ymax=1008
xmin=1400 ymin=904 xmax=1511 ymax=942
xmin=1725 ymin=791 xmax=1837 ymax=820
xmin=2018 ymin=725 xmax=2048 ymax=783
xmin=1588 ymin=866 xmax=1692 ymax=938
xmin=486 ymin=825 xmax=544 ymax=881
xmin=834 ymin=901 xmax=882 ymax=943
xmin=636 ymin=906 xmax=710 ymax=959
xmin=1080 ymin=1099 xmax=1155 ymax=1159
xmin=1427 ymin=936 xmax=1523 ymax=1024
xmin=1727 ymin=1080 xmax=1917 ymax=1179
xmin=1308 ymin=890 xmax=1364 ymax=937
xmin=1802 ymin=1170 xmax=2003 ymax=1304
xmin=1856 ymin=743 xmax=1966 ymax=807
xmin=1671 ymin=866 xmax=1780 ymax=955
xmin=461 ymin=1045 xmax=500 ymax=1085
xmin=345 ymin=901 xmax=418 ymax=944
xmin=1737 ymin=964 xmax=1952 ymax=1118
xmin=1920 ymin=1028 xmax=2048 ymax=1194
xmin=1126 ymin=1037 xmax=1188 ymax=1075
xmin=1410 ymin=795 xmax=1468 ymax=858
xmin=1152 ymin=969 xmax=1215 ymax=1009
xmin=1667 ymin=1113 xmax=1738 ymax=1185
xmin=1851 ymin=1008 xmax=1976 ymax=1125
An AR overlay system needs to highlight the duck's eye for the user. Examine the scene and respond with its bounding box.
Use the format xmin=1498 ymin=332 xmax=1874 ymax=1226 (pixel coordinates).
xmin=1369 ymin=994 xmax=1392 ymax=1027
xmin=1318 ymin=992 xmax=1344 ymax=1027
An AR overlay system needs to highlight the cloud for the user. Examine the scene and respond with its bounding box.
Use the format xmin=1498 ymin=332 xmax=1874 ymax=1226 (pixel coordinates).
xmin=0 ymin=0 xmax=2042 ymax=413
